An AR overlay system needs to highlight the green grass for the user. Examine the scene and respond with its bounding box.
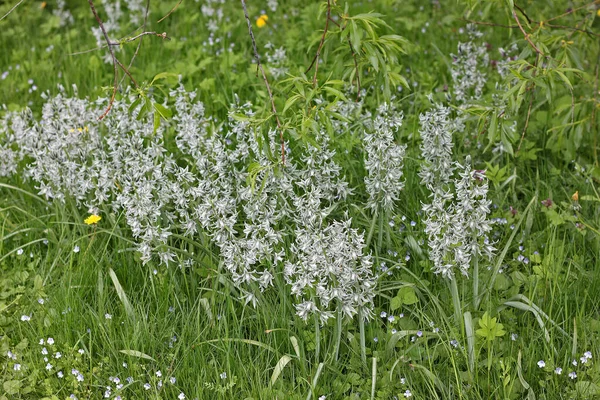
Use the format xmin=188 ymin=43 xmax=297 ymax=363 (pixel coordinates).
xmin=2 ymin=0 xmax=600 ymax=399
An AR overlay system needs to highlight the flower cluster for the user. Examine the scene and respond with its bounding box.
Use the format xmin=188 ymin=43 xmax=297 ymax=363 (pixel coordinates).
xmin=418 ymin=100 xmax=455 ymax=190
xmin=0 ymin=82 xmax=380 ymax=320
xmin=265 ymin=42 xmax=289 ymax=80
xmin=363 ymin=102 xmax=406 ymax=212
xmin=450 ymin=24 xmax=489 ymax=103
xmin=419 ymin=102 xmax=495 ymax=278
xmin=284 ymin=219 xmax=375 ymax=323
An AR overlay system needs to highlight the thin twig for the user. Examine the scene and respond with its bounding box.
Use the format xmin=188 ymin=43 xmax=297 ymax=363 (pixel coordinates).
xmin=112 ymin=31 xmax=170 ymax=46
xmin=306 ymin=3 xmax=362 ymax=100
xmin=544 ymin=0 xmax=599 ymax=23
xmin=240 ymin=0 xmax=285 ymax=165
xmin=464 ymin=19 xmax=600 ymax=38
xmin=0 ymin=0 xmax=24 ymax=22
xmin=466 ymin=0 xmax=600 ymax=39
xmin=516 ymin=89 xmax=535 ymax=154
xmin=512 ymin=10 xmax=545 ymax=57
xmin=516 ymin=53 xmax=541 ymax=154
xmin=157 ymin=0 xmax=183 ymax=23
xmin=68 ymin=32 xmax=169 ymax=57
xmin=68 ymin=46 xmax=107 ymax=56
xmin=347 ymin=38 xmax=361 ymax=101
xmin=462 ymin=19 xmax=518 ymax=29
xmin=115 ymin=58 xmax=139 ymax=88
xmin=88 ymin=0 xmax=119 ymax=120
xmin=514 ymin=3 xmax=532 ymax=24
xmin=546 ymin=22 xmax=600 ymax=38
xmin=305 ymin=0 xmax=332 ymax=87
xmin=122 ymin=0 xmax=151 ymax=87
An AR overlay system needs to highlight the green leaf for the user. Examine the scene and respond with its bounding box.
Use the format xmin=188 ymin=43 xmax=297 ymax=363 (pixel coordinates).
xmin=3 ymin=380 xmax=22 ymax=395
xmin=493 ymin=274 xmax=511 ymax=291
xmin=128 ymin=97 xmax=142 ymax=114
xmin=553 ymin=69 xmax=572 ymax=90
xmin=475 ymin=312 xmax=506 ymax=341
xmin=150 ymin=72 xmax=179 ymax=87
xmin=283 ymin=94 xmax=302 ymax=114
xmin=350 ymin=20 xmax=361 ymax=54
xmin=390 ymin=296 xmax=402 ymax=310
xmin=33 ymin=274 xmax=43 ymax=291
xmin=153 ymin=102 xmax=172 ymax=120
xmin=322 ymin=86 xmax=347 ymax=100
xmin=153 ymin=112 xmax=160 ymax=134
xmin=576 ymin=381 xmax=600 ymax=396
xmin=398 ymin=286 xmax=418 ymax=305
xmin=542 ymin=207 xmax=565 ymax=226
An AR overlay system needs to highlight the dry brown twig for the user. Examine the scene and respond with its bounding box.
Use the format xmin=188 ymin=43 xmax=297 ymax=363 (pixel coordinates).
xmin=305 ymin=0 xmax=332 ymax=86
xmin=305 ymin=1 xmax=362 ymax=100
xmin=240 ymin=0 xmax=286 ymax=165
xmin=512 ymin=10 xmax=545 ymax=57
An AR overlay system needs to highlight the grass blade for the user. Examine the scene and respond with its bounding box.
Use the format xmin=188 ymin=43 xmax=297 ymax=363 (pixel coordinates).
xmin=120 ymin=349 xmax=156 ymax=362
xmin=306 ymin=362 xmax=324 ymax=400
xmin=464 ymin=311 xmax=475 ymax=372
xmin=483 ymin=196 xmax=536 ymax=306
xmin=199 ymin=298 xmax=213 ymax=324
xmin=270 ymin=354 xmax=292 ymax=387
xmin=193 ymin=338 xmax=276 ymax=353
xmin=290 ymin=336 xmax=300 ymax=358
xmin=0 ymin=183 xmax=45 ymax=203
xmin=109 ymin=268 xmax=136 ymax=321
xmin=371 ymin=357 xmax=377 ymax=400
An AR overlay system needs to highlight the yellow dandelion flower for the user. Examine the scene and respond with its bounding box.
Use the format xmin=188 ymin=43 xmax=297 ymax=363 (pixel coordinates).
xmin=256 ymin=14 xmax=268 ymax=28
xmin=41 ymin=2 xmax=47 ymax=9
xmin=571 ymin=191 xmax=579 ymax=202
xmin=597 ymin=9 xmax=600 ymax=17
xmin=84 ymin=214 xmax=102 ymax=225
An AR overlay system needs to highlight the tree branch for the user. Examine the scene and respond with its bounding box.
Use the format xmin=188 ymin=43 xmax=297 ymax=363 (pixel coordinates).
xmin=305 ymin=0 xmax=332 ymax=87
xmin=512 ymin=10 xmax=545 ymax=57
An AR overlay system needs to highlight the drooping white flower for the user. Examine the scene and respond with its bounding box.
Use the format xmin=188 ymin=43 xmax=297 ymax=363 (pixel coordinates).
xmin=451 ymin=24 xmax=489 ymax=103
xmin=363 ymin=102 xmax=407 ymax=212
